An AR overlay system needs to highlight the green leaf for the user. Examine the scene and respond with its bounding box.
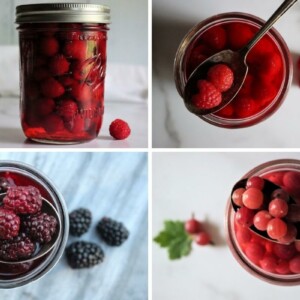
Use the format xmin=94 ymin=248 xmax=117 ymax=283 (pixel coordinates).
xmin=153 ymin=220 xmax=193 ymax=260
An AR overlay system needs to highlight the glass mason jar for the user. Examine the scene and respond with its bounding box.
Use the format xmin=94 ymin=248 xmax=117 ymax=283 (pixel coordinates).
xmin=225 ymin=159 xmax=300 ymax=285
xmin=16 ymin=3 xmax=110 ymax=144
xmin=174 ymin=13 xmax=292 ymax=128
xmin=0 ymin=161 xmax=68 ymax=288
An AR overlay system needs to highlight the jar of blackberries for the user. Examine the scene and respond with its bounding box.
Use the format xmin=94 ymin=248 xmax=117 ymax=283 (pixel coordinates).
xmin=226 ymin=159 xmax=300 ymax=285
xmin=0 ymin=161 xmax=68 ymax=288
xmin=16 ymin=3 xmax=110 ymax=144
xmin=174 ymin=12 xmax=292 ymax=128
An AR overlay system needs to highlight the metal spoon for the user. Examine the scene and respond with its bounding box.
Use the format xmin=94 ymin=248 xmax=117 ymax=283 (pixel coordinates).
xmin=231 ymin=178 xmax=300 ymax=244
xmin=0 ymin=193 xmax=61 ymax=264
xmin=184 ymin=0 xmax=298 ymax=115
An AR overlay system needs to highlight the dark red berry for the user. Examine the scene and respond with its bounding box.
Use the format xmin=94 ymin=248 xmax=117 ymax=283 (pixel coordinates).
xmin=195 ymin=232 xmax=211 ymax=246
xmin=49 ymin=54 xmax=70 ymax=75
xmin=185 ymin=215 xmax=201 ymax=234
xmin=109 ymin=119 xmax=131 ymax=140
xmin=39 ymin=37 xmax=59 ymax=57
xmin=57 ymin=99 xmax=78 ymax=121
xmin=3 ymin=186 xmax=42 ymax=215
xmin=0 ymin=233 xmax=35 ymax=261
xmin=23 ymin=212 xmax=57 ymax=244
xmin=0 ymin=208 xmax=20 ymax=240
xmin=41 ymin=78 xmax=65 ymax=98
xmin=63 ymin=40 xmax=87 ymax=60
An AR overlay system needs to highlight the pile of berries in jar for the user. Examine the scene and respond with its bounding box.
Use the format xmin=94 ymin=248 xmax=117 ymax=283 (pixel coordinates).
xmin=232 ymin=172 xmax=300 ymax=275
xmin=16 ymin=4 xmax=110 ymax=143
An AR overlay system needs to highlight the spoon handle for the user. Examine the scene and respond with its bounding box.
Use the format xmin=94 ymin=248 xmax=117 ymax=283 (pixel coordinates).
xmin=241 ymin=0 xmax=298 ymax=56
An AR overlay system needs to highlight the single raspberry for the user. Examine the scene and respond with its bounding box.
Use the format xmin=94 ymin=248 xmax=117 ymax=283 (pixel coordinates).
xmin=238 ymin=74 xmax=253 ymax=96
xmin=0 ymin=208 xmax=20 ymax=240
xmin=33 ymin=67 xmax=50 ymax=81
xmin=226 ymin=23 xmax=254 ymax=50
xmin=188 ymin=45 xmax=209 ymax=74
xmin=3 ymin=186 xmax=42 ymax=215
xmin=36 ymin=98 xmax=55 ymax=116
xmin=97 ymin=217 xmax=129 ymax=246
xmin=59 ymin=76 xmax=76 ymax=87
xmin=201 ymin=26 xmax=227 ymax=51
xmin=43 ymin=114 xmax=65 ymax=133
xmin=22 ymin=212 xmax=57 ymax=244
xmin=233 ymin=96 xmax=258 ymax=118
xmin=0 ymin=233 xmax=35 ymax=261
xmin=215 ymin=103 xmax=234 ymax=118
xmin=109 ymin=119 xmax=131 ymax=140
xmin=253 ymin=52 xmax=282 ymax=79
xmin=41 ymin=78 xmax=65 ymax=98
xmin=66 ymin=241 xmax=104 ymax=269
xmin=65 ymin=115 xmax=86 ymax=133
xmin=0 ymin=177 xmax=16 ymax=193
xmin=70 ymin=82 xmax=92 ymax=103
xmin=69 ymin=208 xmax=92 ymax=237
xmin=39 ymin=37 xmax=59 ymax=57
xmin=191 ymin=80 xmax=222 ymax=109
xmin=49 ymin=55 xmax=70 ymax=76
xmin=207 ymin=64 xmax=234 ymax=92
xmin=57 ymin=99 xmax=78 ymax=121
xmin=252 ymin=81 xmax=278 ymax=107
xmin=63 ymin=40 xmax=87 ymax=60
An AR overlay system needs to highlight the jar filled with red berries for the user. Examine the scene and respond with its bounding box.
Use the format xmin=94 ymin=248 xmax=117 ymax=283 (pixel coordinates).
xmin=226 ymin=159 xmax=300 ymax=285
xmin=16 ymin=3 xmax=110 ymax=143
xmin=174 ymin=13 xmax=292 ymax=128
xmin=0 ymin=161 xmax=68 ymax=288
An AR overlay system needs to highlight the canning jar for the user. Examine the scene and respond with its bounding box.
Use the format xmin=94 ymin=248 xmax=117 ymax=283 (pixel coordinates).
xmin=174 ymin=13 xmax=292 ymax=128
xmin=0 ymin=161 xmax=68 ymax=288
xmin=226 ymin=159 xmax=300 ymax=285
xmin=16 ymin=3 xmax=110 ymax=144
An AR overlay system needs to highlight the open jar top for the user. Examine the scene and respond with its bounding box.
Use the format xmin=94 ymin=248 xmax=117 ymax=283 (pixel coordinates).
xmin=15 ymin=3 xmax=110 ymax=24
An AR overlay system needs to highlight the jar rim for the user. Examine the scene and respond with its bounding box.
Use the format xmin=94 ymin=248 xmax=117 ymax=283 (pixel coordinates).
xmin=16 ymin=3 xmax=110 ymax=24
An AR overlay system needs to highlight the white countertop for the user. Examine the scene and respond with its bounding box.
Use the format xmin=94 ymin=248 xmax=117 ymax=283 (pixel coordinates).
xmin=153 ymin=152 xmax=300 ymax=300
xmin=153 ymin=0 xmax=300 ymax=148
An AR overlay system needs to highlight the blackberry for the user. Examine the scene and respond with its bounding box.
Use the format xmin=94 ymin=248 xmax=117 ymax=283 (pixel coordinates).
xmin=66 ymin=241 xmax=104 ymax=269
xmin=0 ymin=233 xmax=35 ymax=261
xmin=0 ymin=208 xmax=20 ymax=240
xmin=22 ymin=212 xmax=57 ymax=244
xmin=69 ymin=208 xmax=91 ymax=237
xmin=97 ymin=217 xmax=129 ymax=246
xmin=3 ymin=186 xmax=42 ymax=214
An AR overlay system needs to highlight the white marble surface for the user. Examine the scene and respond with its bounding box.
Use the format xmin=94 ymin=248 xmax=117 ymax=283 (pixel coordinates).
xmin=153 ymin=152 xmax=300 ymax=300
xmin=0 ymin=152 xmax=148 ymax=300
xmin=153 ymin=0 xmax=300 ymax=148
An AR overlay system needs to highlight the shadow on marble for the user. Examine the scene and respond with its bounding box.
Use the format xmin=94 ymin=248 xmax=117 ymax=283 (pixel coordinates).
xmin=203 ymin=216 xmax=227 ymax=247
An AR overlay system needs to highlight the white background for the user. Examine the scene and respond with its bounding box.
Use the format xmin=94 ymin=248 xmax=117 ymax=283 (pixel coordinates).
xmin=153 ymin=0 xmax=300 ymax=148
xmin=153 ymin=152 xmax=300 ymax=300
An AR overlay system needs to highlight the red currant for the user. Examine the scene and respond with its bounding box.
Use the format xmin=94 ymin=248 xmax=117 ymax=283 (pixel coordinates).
xmin=275 ymin=259 xmax=290 ymax=275
xmin=271 ymin=188 xmax=289 ymax=201
xmin=277 ymin=223 xmax=297 ymax=244
xmin=235 ymin=206 xmax=255 ymax=227
xmin=245 ymin=242 xmax=265 ymax=264
xmin=253 ymin=210 xmax=272 ymax=231
xmin=195 ymin=232 xmax=211 ymax=246
xmin=267 ymin=218 xmax=287 ymax=240
xmin=289 ymin=255 xmax=300 ymax=273
xmin=246 ymin=176 xmax=264 ymax=190
xmin=268 ymin=198 xmax=288 ymax=218
xmin=185 ymin=215 xmax=201 ymax=234
xmin=273 ymin=243 xmax=296 ymax=260
xmin=232 ymin=188 xmax=245 ymax=207
xmin=259 ymin=254 xmax=277 ymax=273
xmin=242 ymin=188 xmax=263 ymax=209
xmin=236 ymin=227 xmax=251 ymax=244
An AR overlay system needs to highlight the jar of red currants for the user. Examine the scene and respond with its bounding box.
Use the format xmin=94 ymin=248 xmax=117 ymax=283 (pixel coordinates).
xmin=226 ymin=159 xmax=300 ymax=285
xmin=0 ymin=161 xmax=68 ymax=288
xmin=174 ymin=13 xmax=292 ymax=128
xmin=16 ymin=3 xmax=110 ymax=144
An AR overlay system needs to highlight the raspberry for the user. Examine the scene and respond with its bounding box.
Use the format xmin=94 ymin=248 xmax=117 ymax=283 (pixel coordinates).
xmin=70 ymin=82 xmax=92 ymax=103
xmin=215 ymin=103 xmax=234 ymax=118
xmin=57 ymin=99 xmax=78 ymax=121
xmin=252 ymin=81 xmax=278 ymax=107
xmin=207 ymin=64 xmax=234 ymax=92
xmin=253 ymin=52 xmax=282 ymax=79
xmin=0 ymin=208 xmax=20 ymax=240
xmin=63 ymin=40 xmax=87 ymax=60
xmin=4 ymin=186 xmax=42 ymax=215
xmin=227 ymin=23 xmax=254 ymax=50
xmin=0 ymin=233 xmax=35 ymax=261
xmin=69 ymin=208 xmax=92 ymax=237
xmin=201 ymin=26 xmax=226 ymax=51
xmin=65 ymin=115 xmax=86 ymax=133
xmin=23 ymin=212 xmax=57 ymax=244
xmin=66 ymin=241 xmax=104 ymax=269
xmin=39 ymin=37 xmax=59 ymax=57
xmin=36 ymin=98 xmax=55 ymax=116
xmin=188 ymin=45 xmax=209 ymax=74
xmin=49 ymin=55 xmax=70 ymax=76
xmin=109 ymin=119 xmax=131 ymax=140
xmin=0 ymin=177 xmax=15 ymax=193
xmin=97 ymin=217 xmax=129 ymax=246
xmin=191 ymin=80 xmax=222 ymax=109
xmin=41 ymin=78 xmax=65 ymax=98
xmin=33 ymin=67 xmax=50 ymax=81
xmin=43 ymin=114 xmax=65 ymax=133
xmin=233 ymin=96 xmax=258 ymax=118
xmin=59 ymin=76 xmax=75 ymax=87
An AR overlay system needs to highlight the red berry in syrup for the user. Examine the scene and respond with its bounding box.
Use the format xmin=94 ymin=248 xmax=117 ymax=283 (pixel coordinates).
xmin=201 ymin=26 xmax=227 ymax=51
xmin=268 ymin=198 xmax=288 ymax=218
xmin=259 ymin=254 xmax=277 ymax=273
xmin=207 ymin=64 xmax=234 ymax=92
xmin=273 ymin=243 xmax=296 ymax=260
xmin=232 ymin=187 xmax=245 ymax=207
xmin=253 ymin=210 xmax=272 ymax=231
xmin=41 ymin=78 xmax=65 ymax=98
xmin=245 ymin=242 xmax=265 ymax=264
xmin=39 ymin=37 xmax=59 ymax=57
xmin=289 ymin=255 xmax=300 ymax=273
xmin=277 ymin=223 xmax=297 ymax=244
xmin=267 ymin=218 xmax=287 ymax=240
xmin=242 ymin=188 xmax=263 ymax=210
xmin=49 ymin=54 xmax=70 ymax=76
xmin=235 ymin=206 xmax=255 ymax=227
xmin=246 ymin=176 xmax=264 ymax=190
xmin=271 ymin=188 xmax=289 ymax=201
